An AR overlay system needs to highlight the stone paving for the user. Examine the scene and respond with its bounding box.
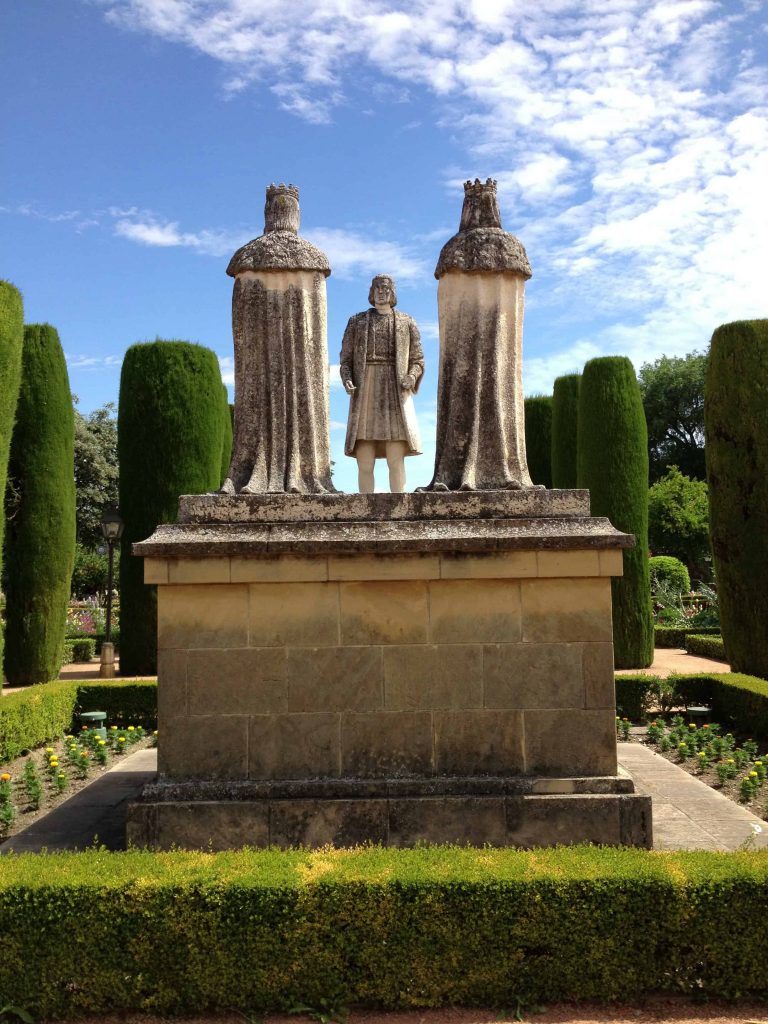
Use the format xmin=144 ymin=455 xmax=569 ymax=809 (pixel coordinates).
xmin=2 ymin=743 xmax=766 ymax=853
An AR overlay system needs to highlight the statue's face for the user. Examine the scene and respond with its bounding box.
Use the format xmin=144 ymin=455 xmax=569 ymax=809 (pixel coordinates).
xmin=373 ymin=280 xmax=393 ymax=305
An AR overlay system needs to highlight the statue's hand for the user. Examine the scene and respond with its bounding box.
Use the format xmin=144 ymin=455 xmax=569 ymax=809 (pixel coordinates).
xmin=344 ymin=380 xmax=356 ymax=395
xmin=401 ymin=374 xmax=416 ymax=391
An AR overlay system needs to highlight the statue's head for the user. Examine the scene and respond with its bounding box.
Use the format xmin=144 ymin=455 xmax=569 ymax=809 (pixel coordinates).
xmin=264 ymin=183 xmax=300 ymax=233
xmin=368 ymin=274 xmax=397 ymax=307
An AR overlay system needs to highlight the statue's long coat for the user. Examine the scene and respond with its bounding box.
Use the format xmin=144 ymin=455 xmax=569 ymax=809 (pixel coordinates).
xmin=340 ymin=309 xmax=424 ymax=457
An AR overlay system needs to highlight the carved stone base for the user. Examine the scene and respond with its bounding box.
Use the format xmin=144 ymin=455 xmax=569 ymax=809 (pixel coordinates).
xmin=127 ymin=776 xmax=652 ymax=850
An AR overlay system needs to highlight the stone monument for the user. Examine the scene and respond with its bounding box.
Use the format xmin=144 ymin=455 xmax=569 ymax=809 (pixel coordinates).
xmin=127 ymin=181 xmax=652 ymax=852
xmin=427 ymin=178 xmax=534 ymax=491
xmin=221 ymin=183 xmax=335 ymax=494
xmin=340 ymin=275 xmax=424 ymax=493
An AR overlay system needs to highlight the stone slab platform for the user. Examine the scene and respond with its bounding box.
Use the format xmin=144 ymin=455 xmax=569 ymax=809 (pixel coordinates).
xmin=127 ymin=774 xmax=651 ymax=850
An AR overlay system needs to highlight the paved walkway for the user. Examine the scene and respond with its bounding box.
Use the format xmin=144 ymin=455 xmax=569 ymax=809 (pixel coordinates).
xmin=616 ymin=647 xmax=730 ymax=677
xmin=2 ymin=744 xmax=766 ymax=853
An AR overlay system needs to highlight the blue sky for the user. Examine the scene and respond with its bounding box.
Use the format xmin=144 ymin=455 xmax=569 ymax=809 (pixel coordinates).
xmin=2 ymin=0 xmax=766 ymax=493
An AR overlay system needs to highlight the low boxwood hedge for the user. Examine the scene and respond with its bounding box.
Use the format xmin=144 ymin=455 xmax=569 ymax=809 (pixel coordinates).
xmin=1 ymin=846 xmax=768 ymax=1015
xmin=654 ymin=625 xmax=720 ymax=648
xmin=686 ymin=633 xmax=726 ymax=661
xmin=0 ymin=678 xmax=157 ymax=762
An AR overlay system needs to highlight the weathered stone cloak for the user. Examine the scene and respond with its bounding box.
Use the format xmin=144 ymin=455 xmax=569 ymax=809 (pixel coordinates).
xmin=340 ymin=309 xmax=424 ymax=457
xmin=222 ymin=185 xmax=335 ymax=494
xmin=426 ymin=179 xmax=535 ymax=491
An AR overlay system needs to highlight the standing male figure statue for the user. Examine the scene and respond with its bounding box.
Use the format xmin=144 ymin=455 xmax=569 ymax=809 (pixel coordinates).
xmin=340 ymin=275 xmax=424 ymax=493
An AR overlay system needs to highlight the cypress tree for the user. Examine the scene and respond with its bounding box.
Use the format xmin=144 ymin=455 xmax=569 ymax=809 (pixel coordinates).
xmin=118 ymin=341 xmax=224 ymax=675
xmin=220 ymin=385 xmax=233 ymax=487
xmin=524 ymin=395 xmax=553 ymax=488
xmin=551 ymin=373 xmax=581 ymax=488
xmin=705 ymin=319 xmax=768 ymax=678
xmin=577 ymin=356 xmax=653 ymax=669
xmin=4 ymin=324 xmax=76 ymax=685
xmin=0 ymin=282 xmax=24 ymax=677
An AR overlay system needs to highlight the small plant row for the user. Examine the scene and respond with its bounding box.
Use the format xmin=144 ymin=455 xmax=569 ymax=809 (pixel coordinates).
xmin=644 ymin=715 xmax=767 ymax=804
xmin=0 ymin=726 xmax=157 ymax=835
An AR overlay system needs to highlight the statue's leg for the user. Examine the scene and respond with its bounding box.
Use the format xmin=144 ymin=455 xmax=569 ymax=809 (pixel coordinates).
xmin=386 ymin=441 xmax=407 ymax=493
xmin=356 ymin=441 xmax=376 ymax=494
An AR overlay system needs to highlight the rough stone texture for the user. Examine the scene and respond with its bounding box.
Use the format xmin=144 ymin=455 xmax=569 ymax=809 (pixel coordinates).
xmin=427 ymin=179 xmax=534 ymax=492
xmin=222 ymin=184 xmax=335 ymax=495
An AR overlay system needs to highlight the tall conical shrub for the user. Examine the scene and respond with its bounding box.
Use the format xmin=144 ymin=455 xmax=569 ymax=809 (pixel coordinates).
xmin=4 ymin=324 xmax=76 ymax=685
xmin=0 ymin=283 xmax=24 ymax=679
xmin=552 ymin=373 xmax=581 ymax=488
xmin=705 ymin=319 xmax=768 ymax=678
xmin=524 ymin=395 xmax=553 ymax=488
xmin=118 ymin=341 xmax=225 ymax=675
xmin=220 ymin=385 xmax=233 ymax=487
xmin=578 ymin=356 xmax=653 ymax=669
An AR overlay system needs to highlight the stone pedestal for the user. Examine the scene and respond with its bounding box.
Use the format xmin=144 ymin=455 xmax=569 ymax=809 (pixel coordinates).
xmin=127 ymin=490 xmax=652 ymax=850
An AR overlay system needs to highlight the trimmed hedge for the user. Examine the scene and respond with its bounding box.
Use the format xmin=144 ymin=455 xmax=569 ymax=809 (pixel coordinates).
xmin=0 ymin=679 xmax=157 ymax=762
xmin=0 ymin=280 xmax=24 ymax=673
xmin=118 ymin=341 xmax=225 ymax=676
xmin=523 ymin=394 xmax=553 ymax=488
xmin=578 ymin=357 xmax=653 ymax=668
xmin=685 ymin=634 xmax=726 ymax=661
xmin=654 ymin=625 xmax=720 ymax=648
xmin=649 ymin=554 xmax=690 ymax=594
xmin=706 ymin=319 xmax=768 ymax=678
xmin=4 ymin=324 xmax=76 ymax=684
xmin=1 ymin=846 xmax=768 ymax=1015
xmin=551 ymin=373 xmax=580 ymax=489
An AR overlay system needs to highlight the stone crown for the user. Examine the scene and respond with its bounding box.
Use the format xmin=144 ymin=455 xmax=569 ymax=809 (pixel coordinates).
xmin=266 ymin=182 xmax=299 ymax=200
xmin=464 ymin=177 xmax=497 ymax=196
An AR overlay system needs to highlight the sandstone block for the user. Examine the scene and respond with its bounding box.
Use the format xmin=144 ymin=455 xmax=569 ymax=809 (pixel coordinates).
xmin=248 ymin=581 xmax=339 ymax=647
xmin=231 ymin=556 xmax=328 ymax=583
xmin=483 ymin=642 xmax=583 ymax=710
xmin=285 ymin=646 xmax=383 ymax=712
xmin=269 ymin=798 xmax=388 ymax=847
xmin=328 ymin=554 xmax=440 ymax=581
xmin=439 ymin=551 xmax=537 ymax=579
xmin=536 ymin=550 xmax=600 ymax=578
xmin=128 ymin=801 xmax=270 ymax=851
xmin=429 ymin=579 xmax=521 ymax=644
xmin=159 ymin=715 xmax=248 ymax=780
xmin=249 ymin=713 xmax=340 ymax=779
xmin=520 ymin=578 xmax=613 ymax=643
xmin=599 ymin=549 xmax=624 ymax=576
xmin=157 ymin=648 xmax=188 ymax=720
xmin=383 ymin=644 xmax=482 ymax=710
xmin=341 ymin=712 xmax=433 ymax=777
xmin=144 ymin=558 xmax=169 ymax=584
xmin=158 ymin=584 xmax=249 ymax=649
xmin=168 ymin=558 xmax=231 ymax=584
xmin=433 ymin=709 xmax=524 ymax=775
xmin=506 ymin=794 xmax=621 ymax=847
xmin=339 ymin=581 xmax=428 ymax=645
xmin=583 ymin=642 xmax=617 ymax=709
xmin=388 ymin=796 xmax=507 ymax=846
xmin=187 ymin=648 xmax=287 ymax=715
xmin=523 ymin=708 xmax=618 ymax=775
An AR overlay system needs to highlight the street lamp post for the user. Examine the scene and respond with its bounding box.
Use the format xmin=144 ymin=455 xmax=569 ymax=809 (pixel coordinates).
xmin=99 ymin=506 xmax=124 ymax=679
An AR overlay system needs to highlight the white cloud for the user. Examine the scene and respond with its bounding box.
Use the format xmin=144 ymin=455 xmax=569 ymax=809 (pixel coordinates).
xmin=328 ymin=363 xmax=343 ymax=388
xmin=218 ymin=355 xmax=235 ymax=385
xmin=305 ymin=228 xmax=428 ymax=282
xmin=113 ymin=216 xmax=244 ymax=256
xmin=66 ymin=353 xmax=123 ymax=370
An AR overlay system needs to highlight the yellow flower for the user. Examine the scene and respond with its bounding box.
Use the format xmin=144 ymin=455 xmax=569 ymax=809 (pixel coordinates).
xmin=127 ymin=726 xmax=135 ymax=732
xmin=727 ymin=759 xmax=735 ymax=764
xmin=57 ymin=771 xmax=65 ymax=778
xmin=750 ymin=771 xmax=758 ymax=778
xmin=118 ymin=737 xmax=125 ymax=743
xmin=98 ymin=739 xmax=106 ymax=746
xmin=45 ymin=747 xmax=54 ymax=753
xmin=110 ymin=725 xmax=118 ymax=731
xmin=688 ymin=723 xmax=696 ymax=729
xmin=0 ymin=773 xmax=11 ymax=782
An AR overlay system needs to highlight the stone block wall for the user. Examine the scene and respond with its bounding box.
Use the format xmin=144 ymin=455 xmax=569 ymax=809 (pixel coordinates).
xmin=147 ymin=548 xmax=621 ymax=783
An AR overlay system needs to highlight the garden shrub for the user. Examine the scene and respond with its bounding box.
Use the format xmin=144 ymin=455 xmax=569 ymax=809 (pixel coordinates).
xmin=220 ymin=382 xmax=233 ymax=487
xmin=69 ymin=638 xmax=97 ymax=662
xmin=61 ymin=642 xmax=75 ymax=665
xmin=685 ymin=634 xmax=726 ymax=661
xmin=1 ymin=845 xmax=768 ymax=1015
xmin=649 ymin=555 xmax=690 ymax=594
xmin=578 ymin=357 xmax=653 ymax=668
xmin=614 ymin=674 xmax=652 ymax=720
xmin=4 ymin=324 xmax=76 ymax=685
xmin=118 ymin=341 xmax=225 ymax=675
xmin=524 ymin=394 xmax=553 ymax=487
xmin=551 ymin=373 xmax=580 ymax=489
xmin=0 ymin=679 xmax=157 ymax=762
xmin=706 ymin=319 xmax=768 ymax=679
xmin=0 ymin=280 xmax=24 ymax=674
xmin=654 ymin=625 xmax=720 ymax=648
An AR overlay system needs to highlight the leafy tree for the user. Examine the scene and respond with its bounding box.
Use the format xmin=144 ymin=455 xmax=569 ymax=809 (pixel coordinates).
xmin=551 ymin=373 xmax=580 ymax=489
xmin=73 ymin=400 xmax=119 ymax=549
xmin=706 ymin=319 xmax=768 ymax=679
xmin=648 ymin=466 xmax=710 ymax=581
xmin=71 ymin=544 xmax=109 ymax=602
xmin=0 ymin=281 xmax=24 ymax=674
xmin=578 ymin=356 xmax=653 ymax=669
xmin=524 ymin=395 xmax=553 ymax=488
xmin=638 ymin=350 xmax=707 ymax=482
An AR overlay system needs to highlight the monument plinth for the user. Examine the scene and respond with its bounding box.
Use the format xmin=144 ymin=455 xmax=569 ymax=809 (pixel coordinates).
xmin=127 ymin=490 xmax=651 ymax=850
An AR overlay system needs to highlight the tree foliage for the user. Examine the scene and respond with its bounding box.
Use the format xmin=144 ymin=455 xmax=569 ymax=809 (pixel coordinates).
xmin=648 ymin=466 xmax=710 ymax=580
xmin=551 ymin=373 xmax=580 ymax=489
xmin=4 ymin=324 xmax=76 ymax=685
xmin=706 ymin=319 xmax=768 ymax=679
xmin=578 ymin=356 xmax=653 ymax=669
xmin=118 ymin=340 xmax=225 ymax=676
xmin=74 ymin=400 xmax=119 ymax=550
xmin=638 ymin=350 xmax=707 ymax=482
xmin=524 ymin=395 xmax=553 ymax=488
xmin=0 ymin=281 xmax=24 ymax=675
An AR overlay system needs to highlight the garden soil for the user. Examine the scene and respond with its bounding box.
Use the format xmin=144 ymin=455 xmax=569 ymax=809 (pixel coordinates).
xmin=59 ymin=1005 xmax=768 ymax=1024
